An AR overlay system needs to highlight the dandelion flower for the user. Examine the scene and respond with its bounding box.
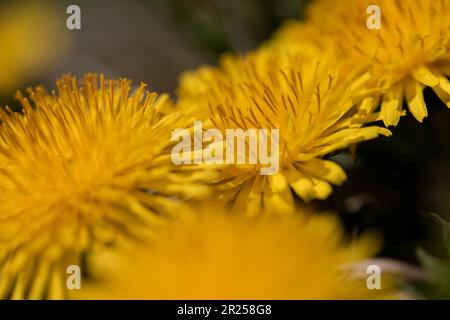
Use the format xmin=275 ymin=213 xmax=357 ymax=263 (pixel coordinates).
xmin=305 ymin=0 xmax=450 ymax=126
xmin=0 ymin=74 xmax=207 ymax=299
xmin=266 ymin=20 xmax=330 ymax=58
xmin=0 ymin=2 xmax=69 ymax=95
xmin=75 ymin=203 xmax=396 ymax=299
xmin=177 ymin=52 xmax=390 ymax=215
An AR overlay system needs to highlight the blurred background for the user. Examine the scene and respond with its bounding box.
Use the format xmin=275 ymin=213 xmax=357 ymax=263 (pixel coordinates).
xmin=0 ymin=0 xmax=307 ymax=99
xmin=1 ymin=0 xmax=449 ymax=298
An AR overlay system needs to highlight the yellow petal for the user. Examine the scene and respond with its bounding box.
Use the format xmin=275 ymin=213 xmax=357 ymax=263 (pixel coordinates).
xmin=433 ymin=77 xmax=450 ymax=109
xmin=0 ymin=260 xmax=14 ymax=298
xmin=11 ymin=272 xmax=26 ymax=300
xmin=413 ymin=66 xmax=440 ymax=87
xmin=232 ymin=176 xmax=264 ymax=217
xmin=290 ymin=177 xmax=332 ymax=201
xmin=359 ymin=96 xmax=380 ymax=115
xmin=29 ymin=262 xmax=51 ymax=299
xmin=378 ymin=75 xmax=396 ymax=90
xmin=300 ymin=159 xmax=347 ymax=185
xmin=350 ymin=96 xmax=381 ymax=128
xmin=264 ymin=180 xmax=294 ymax=215
xmin=290 ymin=178 xmax=315 ymax=202
xmin=268 ymin=172 xmax=289 ymax=193
xmin=311 ymin=179 xmax=333 ymax=200
xmin=311 ymin=127 xmax=391 ymax=157
xmin=405 ymin=80 xmax=428 ymax=122
xmin=381 ymin=84 xmax=403 ymax=127
xmin=47 ymin=267 xmax=65 ymax=300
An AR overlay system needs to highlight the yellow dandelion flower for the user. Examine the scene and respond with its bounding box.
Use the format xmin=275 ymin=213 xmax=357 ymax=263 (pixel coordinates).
xmin=177 ymin=52 xmax=390 ymax=215
xmin=0 ymin=2 xmax=69 ymax=95
xmin=0 ymin=74 xmax=208 ymax=300
xmin=265 ymin=19 xmax=329 ymax=57
xmin=75 ymin=203 xmax=396 ymax=300
xmin=305 ymin=0 xmax=450 ymax=126
xmin=177 ymin=45 xmax=318 ymax=117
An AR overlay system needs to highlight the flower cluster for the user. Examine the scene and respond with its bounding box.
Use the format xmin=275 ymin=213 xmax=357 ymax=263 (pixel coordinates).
xmin=2 ymin=0 xmax=449 ymax=299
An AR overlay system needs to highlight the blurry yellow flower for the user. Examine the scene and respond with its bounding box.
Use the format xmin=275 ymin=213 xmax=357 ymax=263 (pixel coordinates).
xmin=177 ymin=52 xmax=390 ymax=215
xmin=75 ymin=203 xmax=395 ymax=300
xmin=0 ymin=74 xmax=208 ymax=299
xmin=0 ymin=2 xmax=69 ymax=95
xmin=266 ymin=20 xmax=329 ymax=57
xmin=305 ymin=0 xmax=450 ymax=126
